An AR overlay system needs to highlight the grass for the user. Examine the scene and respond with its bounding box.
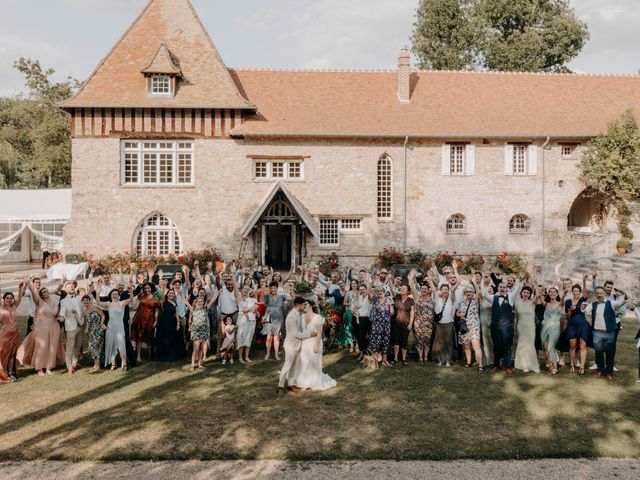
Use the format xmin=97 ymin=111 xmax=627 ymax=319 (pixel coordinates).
xmin=0 ymin=316 xmax=639 ymax=461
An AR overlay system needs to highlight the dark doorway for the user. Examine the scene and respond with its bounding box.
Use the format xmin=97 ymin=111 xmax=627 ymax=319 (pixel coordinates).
xmin=266 ymin=225 xmax=291 ymax=269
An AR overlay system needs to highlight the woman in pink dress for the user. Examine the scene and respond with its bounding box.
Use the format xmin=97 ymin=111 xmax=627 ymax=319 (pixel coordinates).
xmin=0 ymin=283 xmax=25 ymax=380
xmin=16 ymin=278 xmax=65 ymax=376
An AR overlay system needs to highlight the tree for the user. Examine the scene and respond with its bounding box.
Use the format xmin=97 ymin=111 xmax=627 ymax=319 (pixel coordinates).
xmin=411 ymin=0 xmax=589 ymax=72
xmin=410 ymin=0 xmax=478 ymax=70
xmin=579 ymin=109 xmax=640 ymax=240
xmin=0 ymin=58 xmax=78 ymax=188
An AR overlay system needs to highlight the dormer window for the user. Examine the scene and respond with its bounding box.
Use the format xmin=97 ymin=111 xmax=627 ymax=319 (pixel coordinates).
xmin=141 ymin=43 xmax=182 ymax=99
xmin=151 ymin=75 xmax=172 ymax=96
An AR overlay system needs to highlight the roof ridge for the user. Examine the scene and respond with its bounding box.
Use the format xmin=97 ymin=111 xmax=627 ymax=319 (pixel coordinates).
xmin=229 ymin=67 xmax=397 ymax=73
xmin=230 ymin=67 xmax=640 ymax=77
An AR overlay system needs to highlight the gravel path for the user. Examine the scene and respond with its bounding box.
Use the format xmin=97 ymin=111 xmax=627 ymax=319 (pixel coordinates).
xmin=1 ymin=459 xmax=639 ymax=479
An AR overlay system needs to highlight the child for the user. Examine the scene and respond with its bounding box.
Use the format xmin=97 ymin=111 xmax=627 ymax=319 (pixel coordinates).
xmin=220 ymin=316 xmax=237 ymax=365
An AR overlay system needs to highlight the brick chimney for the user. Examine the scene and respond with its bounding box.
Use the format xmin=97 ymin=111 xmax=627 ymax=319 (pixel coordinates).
xmin=397 ymin=48 xmax=411 ymax=104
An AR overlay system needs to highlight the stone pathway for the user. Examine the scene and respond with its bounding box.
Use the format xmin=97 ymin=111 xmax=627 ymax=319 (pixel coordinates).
xmin=1 ymin=459 xmax=639 ymax=480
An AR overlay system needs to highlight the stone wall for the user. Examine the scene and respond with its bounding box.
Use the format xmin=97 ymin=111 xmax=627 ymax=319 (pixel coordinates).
xmin=65 ymin=136 xmax=624 ymax=263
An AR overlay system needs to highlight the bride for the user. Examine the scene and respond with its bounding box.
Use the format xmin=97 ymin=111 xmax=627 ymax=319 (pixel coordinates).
xmin=291 ymin=300 xmax=337 ymax=391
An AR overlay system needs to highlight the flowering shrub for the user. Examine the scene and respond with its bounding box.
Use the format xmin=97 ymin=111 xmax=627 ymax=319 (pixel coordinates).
xmin=320 ymin=302 xmax=341 ymax=352
xmin=376 ymin=247 xmax=405 ymax=269
xmin=493 ymin=252 xmax=525 ymax=274
xmin=433 ymin=251 xmax=456 ymax=272
xmin=293 ymin=280 xmax=314 ymax=294
xmin=318 ymin=252 xmax=340 ymax=276
xmin=459 ymin=253 xmax=485 ymax=274
xmin=86 ymin=249 xmax=222 ymax=274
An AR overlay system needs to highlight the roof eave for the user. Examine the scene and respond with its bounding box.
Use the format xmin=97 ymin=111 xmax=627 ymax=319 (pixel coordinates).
xmin=230 ymin=130 xmax=596 ymax=140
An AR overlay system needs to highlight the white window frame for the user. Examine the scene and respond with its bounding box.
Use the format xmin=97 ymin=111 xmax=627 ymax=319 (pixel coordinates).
xmin=339 ymin=218 xmax=363 ymax=233
xmin=446 ymin=214 xmax=467 ymax=234
xmin=509 ymin=214 xmax=531 ymax=234
xmin=134 ymin=213 xmax=183 ymax=255
xmin=377 ymin=155 xmax=393 ymax=221
xmin=150 ymin=75 xmax=173 ymax=97
xmin=449 ymin=144 xmax=465 ymax=175
xmin=252 ymin=160 xmax=304 ymax=181
xmin=319 ymin=219 xmax=340 ymax=247
xmin=121 ymin=140 xmax=194 ymax=186
xmin=512 ymin=145 xmax=527 ymax=176
xmin=561 ymin=144 xmax=577 ymax=159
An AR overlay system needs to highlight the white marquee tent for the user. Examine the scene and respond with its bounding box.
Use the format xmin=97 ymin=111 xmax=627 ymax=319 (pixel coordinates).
xmin=0 ymin=189 xmax=72 ymax=261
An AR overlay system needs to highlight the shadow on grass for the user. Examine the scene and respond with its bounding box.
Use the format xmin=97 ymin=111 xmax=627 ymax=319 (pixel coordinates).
xmin=0 ymin=329 xmax=639 ymax=461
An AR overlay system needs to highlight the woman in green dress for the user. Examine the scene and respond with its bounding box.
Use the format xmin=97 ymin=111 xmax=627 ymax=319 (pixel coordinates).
xmin=540 ymin=287 xmax=562 ymax=375
xmin=514 ymin=286 xmax=540 ymax=373
xmin=338 ymin=280 xmax=358 ymax=351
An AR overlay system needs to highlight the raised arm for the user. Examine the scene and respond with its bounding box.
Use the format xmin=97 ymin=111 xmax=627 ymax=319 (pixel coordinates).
xmin=14 ymin=282 xmax=25 ymax=308
xmin=26 ymin=278 xmax=40 ymax=306
xmin=121 ymin=286 xmax=136 ymax=307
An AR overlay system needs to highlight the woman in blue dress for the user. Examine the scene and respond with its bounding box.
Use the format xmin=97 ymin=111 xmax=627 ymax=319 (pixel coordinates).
xmin=564 ymin=276 xmax=591 ymax=375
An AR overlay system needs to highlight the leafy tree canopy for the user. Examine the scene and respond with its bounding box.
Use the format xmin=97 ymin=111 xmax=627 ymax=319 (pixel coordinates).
xmin=411 ymin=0 xmax=589 ymax=72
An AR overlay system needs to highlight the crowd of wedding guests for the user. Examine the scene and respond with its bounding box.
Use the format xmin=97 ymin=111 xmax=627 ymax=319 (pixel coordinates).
xmin=0 ymin=257 xmax=639 ymax=384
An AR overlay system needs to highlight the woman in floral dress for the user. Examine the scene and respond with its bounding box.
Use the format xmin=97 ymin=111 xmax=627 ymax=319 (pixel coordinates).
xmin=455 ymin=286 xmax=483 ymax=371
xmin=81 ymin=295 xmax=106 ymax=373
xmin=369 ymin=286 xmax=394 ymax=367
xmin=408 ymin=270 xmax=434 ymax=364
xmin=188 ymin=294 xmax=215 ymax=371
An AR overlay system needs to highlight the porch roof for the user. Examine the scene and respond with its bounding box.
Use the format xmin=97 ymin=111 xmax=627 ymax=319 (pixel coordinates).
xmin=239 ymin=183 xmax=318 ymax=238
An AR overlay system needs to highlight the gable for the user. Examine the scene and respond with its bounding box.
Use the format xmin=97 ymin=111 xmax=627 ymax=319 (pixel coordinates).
xmin=63 ymin=0 xmax=254 ymax=110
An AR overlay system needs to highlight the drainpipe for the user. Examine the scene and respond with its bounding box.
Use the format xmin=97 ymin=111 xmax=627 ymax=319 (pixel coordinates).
xmin=541 ymin=136 xmax=551 ymax=257
xmin=403 ymin=135 xmax=409 ymax=252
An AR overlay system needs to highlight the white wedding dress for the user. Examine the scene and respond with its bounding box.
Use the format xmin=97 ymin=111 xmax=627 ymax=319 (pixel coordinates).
xmin=292 ymin=314 xmax=336 ymax=391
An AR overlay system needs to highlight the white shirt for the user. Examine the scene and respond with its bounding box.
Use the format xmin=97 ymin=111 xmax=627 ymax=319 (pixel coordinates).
xmin=482 ymin=281 xmax=520 ymax=306
xmin=59 ymin=295 xmax=82 ymax=331
xmin=219 ymin=286 xmax=237 ymax=314
xmin=582 ymin=298 xmax=626 ymax=330
xmin=97 ymin=282 xmax=117 ymax=298
xmin=434 ymin=295 xmax=455 ymax=324
xmin=355 ymin=294 xmax=372 ymax=317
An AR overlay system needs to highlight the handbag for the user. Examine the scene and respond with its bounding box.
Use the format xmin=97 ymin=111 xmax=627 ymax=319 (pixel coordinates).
xmin=455 ymin=301 xmax=471 ymax=335
xmin=434 ymin=295 xmax=448 ymax=323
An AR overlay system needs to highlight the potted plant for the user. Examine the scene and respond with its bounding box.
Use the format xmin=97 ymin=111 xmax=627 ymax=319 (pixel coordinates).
xmin=293 ymin=280 xmax=316 ymax=300
xmin=616 ymin=237 xmax=629 ymax=254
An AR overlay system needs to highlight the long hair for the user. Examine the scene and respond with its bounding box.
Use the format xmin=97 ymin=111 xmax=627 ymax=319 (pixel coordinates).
xmin=305 ymin=299 xmax=320 ymax=314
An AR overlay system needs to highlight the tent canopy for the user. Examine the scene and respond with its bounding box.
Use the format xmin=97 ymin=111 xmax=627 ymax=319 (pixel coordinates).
xmin=0 ymin=189 xmax=72 ymax=223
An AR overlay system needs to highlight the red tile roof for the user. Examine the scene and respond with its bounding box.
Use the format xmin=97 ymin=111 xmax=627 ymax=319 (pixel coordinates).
xmin=62 ymin=0 xmax=254 ymax=110
xmin=141 ymin=43 xmax=181 ymax=76
xmin=229 ymin=69 xmax=640 ymax=138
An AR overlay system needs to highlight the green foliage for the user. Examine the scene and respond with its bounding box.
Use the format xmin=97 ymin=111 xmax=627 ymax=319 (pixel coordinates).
xmin=615 ymin=199 xmax=633 ymax=240
xmin=616 ymin=237 xmax=629 ymax=250
xmin=580 ymin=110 xmax=640 ymax=239
xmin=411 ymin=0 xmax=478 ymax=70
xmin=0 ymin=58 xmax=78 ymax=188
xmin=411 ymin=0 xmax=589 ymax=72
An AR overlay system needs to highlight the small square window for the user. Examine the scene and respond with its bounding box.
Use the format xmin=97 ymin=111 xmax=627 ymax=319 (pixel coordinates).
xmin=271 ymin=162 xmax=284 ymax=178
xmin=151 ymin=75 xmax=171 ymax=95
xmin=288 ymin=162 xmax=301 ymax=178
xmin=561 ymin=145 xmax=576 ymax=159
xmin=254 ymin=162 xmax=268 ymax=178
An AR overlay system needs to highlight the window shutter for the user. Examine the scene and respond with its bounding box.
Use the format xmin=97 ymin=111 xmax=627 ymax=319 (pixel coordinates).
xmin=465 ymin=144 xmax=475 ymax=175
xmin=441 ymin=144 xmax=451 ymax=176
xmin=504 ymin=144 xmax=514 ymax=175
xmin=528 ymin=144 xmax=538 ymax=176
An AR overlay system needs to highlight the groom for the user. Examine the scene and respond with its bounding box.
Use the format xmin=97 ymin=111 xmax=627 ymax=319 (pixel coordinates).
xmin=277 ymin=297 xmax=317 ymax=396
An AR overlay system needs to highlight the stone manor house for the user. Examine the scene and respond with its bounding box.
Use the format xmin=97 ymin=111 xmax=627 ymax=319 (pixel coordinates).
xmin=61 ymin=0 xmax=640 ymax=269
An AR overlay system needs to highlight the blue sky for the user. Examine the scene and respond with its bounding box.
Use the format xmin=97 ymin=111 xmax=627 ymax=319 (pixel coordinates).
xmin=1 ymin=0 xmax=639 ymax=97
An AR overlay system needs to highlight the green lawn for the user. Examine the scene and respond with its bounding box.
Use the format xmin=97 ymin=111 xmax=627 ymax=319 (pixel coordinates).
xmin=0 ymin=316 xmax=639 ymax=461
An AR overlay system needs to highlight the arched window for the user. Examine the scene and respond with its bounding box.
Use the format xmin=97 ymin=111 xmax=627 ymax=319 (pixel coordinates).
xmin=509 ymin=214 xmax=530 ymax=233
xmin=377 ymin=154 xmax=392 ymax=219
xmin=446 ymin=214 xmax=466 ymax=233
xmin=134 ymin=213 xmax=182 ymax=255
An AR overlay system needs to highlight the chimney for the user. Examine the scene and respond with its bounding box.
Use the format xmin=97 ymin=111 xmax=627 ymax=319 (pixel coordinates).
xmin=397 ymin=48 xmax=411 ymax=104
